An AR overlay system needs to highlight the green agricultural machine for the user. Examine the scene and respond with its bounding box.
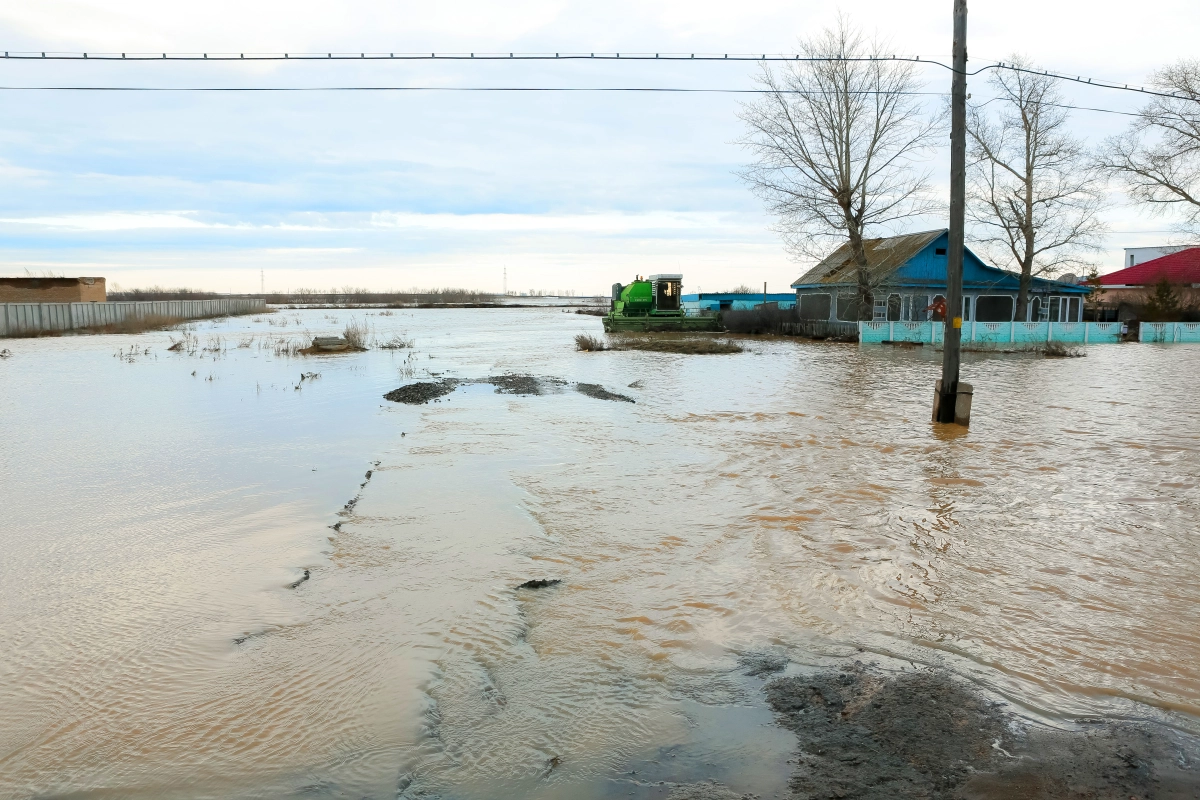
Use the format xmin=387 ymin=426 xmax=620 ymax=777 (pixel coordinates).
xmin=602 ymin=273 xmax=721 ymax=333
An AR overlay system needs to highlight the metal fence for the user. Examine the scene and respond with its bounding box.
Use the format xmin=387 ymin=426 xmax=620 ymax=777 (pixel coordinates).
xmin=858 ymin=320 xmax=1124 ymax=344
xmin=1 ymin=298 xmax=267 ymax=337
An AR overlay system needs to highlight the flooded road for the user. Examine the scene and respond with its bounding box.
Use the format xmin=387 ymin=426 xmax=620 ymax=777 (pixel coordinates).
xmin=2 ymin=308 xmax=1198 ymax=799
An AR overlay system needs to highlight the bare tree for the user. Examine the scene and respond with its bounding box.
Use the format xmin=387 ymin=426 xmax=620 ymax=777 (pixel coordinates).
xmin=737 ymin=17 xmax=940 ymax=318
xmin=965 ymin=56 xmax=1106 ymax=321
xmin=1097 ymin=59 xmax=1200 ymax=239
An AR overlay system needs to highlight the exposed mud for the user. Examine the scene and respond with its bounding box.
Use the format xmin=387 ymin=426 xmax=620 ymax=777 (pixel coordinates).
xmin=738 ymin=652 xmax=788 ymax=678
xmin=576 ymin=383 xmax=636 ymax=403
xmin=384 ymin=380 xmax=460 ymax=404
xmin=384 ymin=375 xmax=632 ymax=405
xmin=767 ymin=663 xmax=1200 ymax=800
xmin=666 ymin=781 xmax=758 ymax=800
xmin=486 ymin=374 xmax=552 ymax=395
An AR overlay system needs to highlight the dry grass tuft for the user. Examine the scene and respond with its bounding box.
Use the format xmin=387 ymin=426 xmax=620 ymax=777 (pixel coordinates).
xmin=610 ymin=334 xmax=743 ymax=354
xmin=342 ymin=318 xmax=372 ymax=350
xmin=575 ymin=333 xmax=608 ymax=351
xmin=379 ymin=333 xmax=413 ymax=349
xmin=576 ymin=332 xmax=742 ymax=354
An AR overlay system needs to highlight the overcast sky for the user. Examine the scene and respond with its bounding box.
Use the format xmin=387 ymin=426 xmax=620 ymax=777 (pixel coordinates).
xmin=1 ymin=0 xmax=1196 ymax=294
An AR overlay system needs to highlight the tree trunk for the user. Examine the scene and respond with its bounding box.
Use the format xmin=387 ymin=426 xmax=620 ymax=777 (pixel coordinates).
xmin=847 ymin=222 xmax=873 ymax=321
xmin=1015 ymin=259 xmax=1033 ymax=322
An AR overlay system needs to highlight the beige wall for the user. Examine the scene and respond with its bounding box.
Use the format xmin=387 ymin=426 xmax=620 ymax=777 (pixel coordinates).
xmin=0 ymin=278 xmax=106 ymax=303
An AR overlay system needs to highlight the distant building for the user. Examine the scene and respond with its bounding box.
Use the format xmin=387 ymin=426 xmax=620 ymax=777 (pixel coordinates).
xmin=1123 ymin=245 xmax=1188 ymax=269
xmin=0 ymin=277 xmax=106 ymax=303
xmin=682 ymin=292 xmax=795 ymax=314
xmin=790 ymin=229 xmax=1087 ymax=323
xmin=1096 ymin=247 xmax=1200 ymax=320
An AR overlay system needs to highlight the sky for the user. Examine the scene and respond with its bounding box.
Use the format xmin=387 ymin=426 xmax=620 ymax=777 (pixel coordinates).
xmin=0 ymin=0 xmax=1197 ymax=295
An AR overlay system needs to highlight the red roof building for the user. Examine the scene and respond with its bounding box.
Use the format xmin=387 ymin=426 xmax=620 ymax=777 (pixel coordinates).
xmin=1099 ymin=247 xmax=1200 ymax=287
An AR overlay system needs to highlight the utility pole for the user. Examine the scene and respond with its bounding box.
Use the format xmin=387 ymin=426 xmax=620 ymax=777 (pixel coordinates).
xmin=503 ymin=266 xmax=507 ymax=296
xmin=763 ymin=281 xmax=767 ymax=306
xmin=934 ymin=0 xmax=973 ymax=426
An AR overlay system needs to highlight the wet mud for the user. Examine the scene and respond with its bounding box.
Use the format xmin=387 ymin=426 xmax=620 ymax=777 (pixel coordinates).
xmin=384 ymin=380 xmax=461 ymax=404
xmin=384 ymin=375 xmax=633 ymax=404
xmin=576 ymin=382 xmax=636 ymax=403
xmin=766 ymin=663 xmax=1200 ymax=800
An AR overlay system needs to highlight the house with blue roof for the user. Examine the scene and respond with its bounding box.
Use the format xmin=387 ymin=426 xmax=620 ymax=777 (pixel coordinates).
xmin=682 ymin=292 xmax=795 ymax=314
xmin=791 ymin=229 xmax=1089 ymax=324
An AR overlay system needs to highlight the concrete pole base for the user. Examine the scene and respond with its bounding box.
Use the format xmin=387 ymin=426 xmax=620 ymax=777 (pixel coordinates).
xmin=933 ymin=379 xmax=973 ymax=427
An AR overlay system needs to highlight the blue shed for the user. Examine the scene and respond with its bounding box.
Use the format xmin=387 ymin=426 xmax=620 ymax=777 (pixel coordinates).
xmin=682 ymin=292 xmax=796 ymax=314
xmin=790 ymin=229 xmax=1089 ymax=323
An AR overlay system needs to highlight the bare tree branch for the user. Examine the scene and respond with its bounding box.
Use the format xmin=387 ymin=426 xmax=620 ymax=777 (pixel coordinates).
xmin=965 ymin=55 xmax=1107 ymax=321
xmin=737 ymin=16 xmax=941 ymax=317
xmin=1097 ymin=58 xmax=1200 ymax=241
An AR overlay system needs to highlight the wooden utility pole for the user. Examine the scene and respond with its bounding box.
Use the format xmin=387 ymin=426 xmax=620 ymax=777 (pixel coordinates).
xmin=934 ymin=0 xmax=973 ymax=426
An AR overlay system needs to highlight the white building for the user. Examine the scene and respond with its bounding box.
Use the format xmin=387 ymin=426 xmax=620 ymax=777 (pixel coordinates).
xmin=1123 ymin=246 xmax=1186 ymax=269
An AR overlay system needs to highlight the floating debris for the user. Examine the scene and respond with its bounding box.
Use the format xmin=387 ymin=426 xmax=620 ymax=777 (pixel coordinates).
xmin=288 ymin=569 xmax=311 ymax=589
xmin=517 ymin=579 xmax=562 ymax=590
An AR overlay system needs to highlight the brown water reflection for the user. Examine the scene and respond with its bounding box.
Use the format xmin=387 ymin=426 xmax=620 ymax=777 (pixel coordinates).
xmin=1 ymin=310 xmax=1198 ymax=798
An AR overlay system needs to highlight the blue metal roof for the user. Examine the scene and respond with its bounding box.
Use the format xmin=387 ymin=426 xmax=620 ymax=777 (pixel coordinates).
xmin=791 ymin=230 xmax=1088 ymax=295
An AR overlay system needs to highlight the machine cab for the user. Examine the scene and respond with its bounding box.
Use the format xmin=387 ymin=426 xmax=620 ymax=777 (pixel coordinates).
xmin=649 ymin=274 xmax=682 ymax=312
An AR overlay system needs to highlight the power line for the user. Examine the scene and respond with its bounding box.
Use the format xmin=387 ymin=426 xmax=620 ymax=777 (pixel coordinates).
xmin=2 ymin=50 xmax=1196 ymax=102
xmin=0 ymin=84 xmax=1149 ymax=115
xmin=0 ymin=85 xmax=945 ymax=94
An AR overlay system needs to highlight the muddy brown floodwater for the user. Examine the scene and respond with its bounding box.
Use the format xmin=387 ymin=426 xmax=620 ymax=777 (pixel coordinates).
xmin=1 ymin=308 xmax=1199 ymax=799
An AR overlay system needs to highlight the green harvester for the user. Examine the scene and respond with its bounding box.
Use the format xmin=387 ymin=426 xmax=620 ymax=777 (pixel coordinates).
xmin=602 ymin=274 xmax=721 ymax=333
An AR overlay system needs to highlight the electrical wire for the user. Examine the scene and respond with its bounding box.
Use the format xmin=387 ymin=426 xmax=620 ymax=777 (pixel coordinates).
xmin=0 ymin=84 xmax=1149 ymax=115
xmin=1 ymin=50 xmax=1195 ymax=102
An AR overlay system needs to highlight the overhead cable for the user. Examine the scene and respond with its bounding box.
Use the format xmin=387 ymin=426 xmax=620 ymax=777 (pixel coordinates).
xmin=0 ymin=50 xmax=1195 ymax=102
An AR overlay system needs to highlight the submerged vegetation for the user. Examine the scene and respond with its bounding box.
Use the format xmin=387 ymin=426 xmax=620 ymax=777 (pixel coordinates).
xmin=1042 ymin=341 xmax=1087 ymax=358
xmin=576 ymin=332 xmax=743 ymax=354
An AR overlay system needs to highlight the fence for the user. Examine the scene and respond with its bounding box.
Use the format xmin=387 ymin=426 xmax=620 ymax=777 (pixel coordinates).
xmin=858 ymin=320 xmax=1124 ymax=345
xmin=1139 ymin=322 xmax=1200 ymax=343
xmin=1 ymin=298 xmax=267 ymax=338
xmin=780 ymin=320 xmax=860 ymax=339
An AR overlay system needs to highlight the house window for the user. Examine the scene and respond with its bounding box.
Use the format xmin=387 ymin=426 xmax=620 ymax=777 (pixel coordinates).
xmin=837 ymin=294 xmax=869 ymax=321
xmin=929 ymin=294 xmax=946 ymax=322
xmin=886 ymin=294 xmax=902 ymax=321
xmin=1048 ymin=296 xmax=1061 ymax=322
xmin=935 ymin=248 xmax=947 ymax=255
xmin=1066 ymin=297 xmax=1081 ymax=322
xmin=1030 ymin=296 xmax=1042 ymax=321
xmin=1130 ymin=254 xmax=1136 ymax=267
xmin=798 ymin=293 xmax=832 ymax=321
xmin=962 ymin=295 xmax=972 ymax=322
xmin=872 ymin=296 xmax=887 ymax=321
xmin=975 ymin=295 xmax=1014 ymax=322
